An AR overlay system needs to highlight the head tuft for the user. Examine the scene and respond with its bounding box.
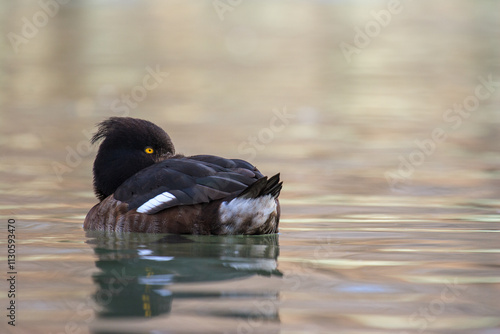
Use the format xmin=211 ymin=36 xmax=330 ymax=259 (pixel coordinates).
xmin=92 ymin=117 xmax=174 ymax=154
xmin=91 ymin=117 xmax=175 ymax=201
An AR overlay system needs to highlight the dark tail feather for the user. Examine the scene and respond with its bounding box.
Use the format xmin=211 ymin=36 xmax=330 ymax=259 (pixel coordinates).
xmin=238 ymin=173 xmax=282 ymax=199
xmin=264 ymin=173 xmax=282 ymax=198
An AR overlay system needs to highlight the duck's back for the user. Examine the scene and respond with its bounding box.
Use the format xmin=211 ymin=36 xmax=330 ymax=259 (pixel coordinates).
xmin=84 ymin=155 xmax=281 ymax=234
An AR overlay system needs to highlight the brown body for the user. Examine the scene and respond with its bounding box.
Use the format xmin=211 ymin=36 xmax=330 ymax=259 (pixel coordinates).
xmin=84 ymin=196 xmax=280 ymax=235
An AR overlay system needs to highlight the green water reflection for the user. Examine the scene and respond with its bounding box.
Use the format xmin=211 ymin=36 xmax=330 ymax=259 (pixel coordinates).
xmin=87 ymin=232 xmax=280 ymax=319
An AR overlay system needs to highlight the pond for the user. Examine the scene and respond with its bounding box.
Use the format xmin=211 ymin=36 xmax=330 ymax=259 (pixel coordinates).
xmin=1 ymin=1 xmax=499 ymax=333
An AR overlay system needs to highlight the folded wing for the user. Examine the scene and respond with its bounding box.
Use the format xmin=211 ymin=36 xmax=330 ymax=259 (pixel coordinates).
xmin=114 ymin=155 xmax=264 ymax=214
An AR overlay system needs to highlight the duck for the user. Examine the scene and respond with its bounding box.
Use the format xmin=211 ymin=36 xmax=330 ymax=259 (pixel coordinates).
xmin=83 ymin=117 xmax=282 ymax=235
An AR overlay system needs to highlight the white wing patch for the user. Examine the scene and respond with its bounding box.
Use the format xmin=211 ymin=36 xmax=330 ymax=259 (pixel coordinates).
xmin=136 ymin=191 xmax=176 ymax=213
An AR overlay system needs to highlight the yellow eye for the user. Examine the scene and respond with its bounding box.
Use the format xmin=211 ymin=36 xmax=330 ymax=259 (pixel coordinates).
xmin=144 ymin=147 xmax=154 ymax=154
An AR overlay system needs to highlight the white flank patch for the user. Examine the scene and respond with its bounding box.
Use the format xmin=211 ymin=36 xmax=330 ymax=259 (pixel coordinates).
xmin=218 ymin=195 xmax=277 ymax=234
xmin=136 ymin=191 xmax=176 ymax=213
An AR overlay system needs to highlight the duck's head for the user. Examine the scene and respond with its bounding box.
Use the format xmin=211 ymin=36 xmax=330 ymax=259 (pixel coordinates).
xmin=91 ymin=117 xmax=175 ymax=201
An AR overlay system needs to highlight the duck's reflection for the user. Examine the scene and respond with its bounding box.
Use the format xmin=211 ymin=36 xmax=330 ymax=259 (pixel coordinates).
xmin=86 ymin=232 xmax=281 ymax=319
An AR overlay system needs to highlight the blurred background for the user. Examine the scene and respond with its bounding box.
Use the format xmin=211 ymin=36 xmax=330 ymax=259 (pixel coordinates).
xmin=1 ymin=1 xmax=500 ymax=199
xmin=1 ymin=1 xmax=500 ymax=333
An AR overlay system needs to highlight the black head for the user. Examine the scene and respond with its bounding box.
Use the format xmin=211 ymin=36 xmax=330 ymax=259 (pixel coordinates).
xmin=91 ymin=117 xmax=175 ymax=201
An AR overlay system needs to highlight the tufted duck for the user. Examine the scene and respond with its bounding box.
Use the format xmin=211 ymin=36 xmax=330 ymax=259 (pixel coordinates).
xmin=83 ymin=117 xmax=282 ymax=234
